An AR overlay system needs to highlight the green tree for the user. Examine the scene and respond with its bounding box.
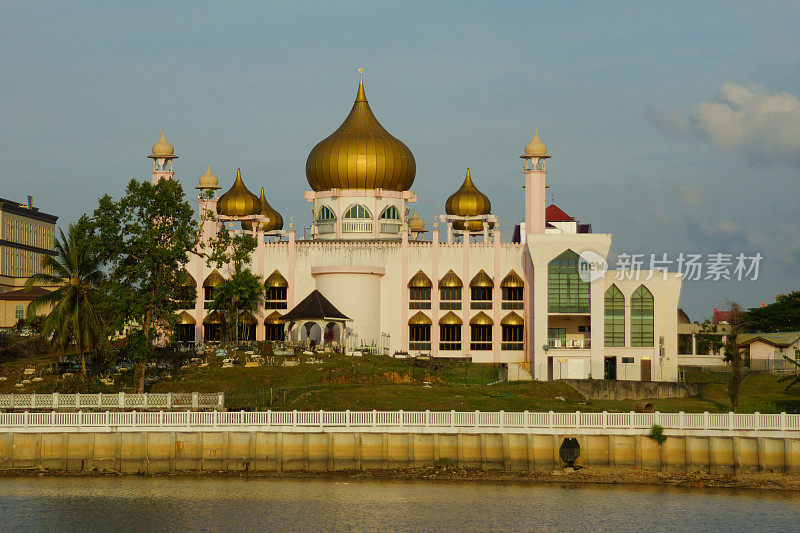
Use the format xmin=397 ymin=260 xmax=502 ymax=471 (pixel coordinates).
xmin=742 ymin=291 xmax=800 ymax=332
xmin=697 ymin=301 xmax=745 ymax=411
xmin=206 ymin=226 xmax=263 ymax=345
xmin=26 ymin=224 xmax=106 ymax=377
xmin=90 ymin=178 xmax=196 ymax=391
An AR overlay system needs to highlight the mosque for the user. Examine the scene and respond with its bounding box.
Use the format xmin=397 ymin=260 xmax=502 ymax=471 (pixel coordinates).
xmin=150 ymin=76 xmax=683 ymax=382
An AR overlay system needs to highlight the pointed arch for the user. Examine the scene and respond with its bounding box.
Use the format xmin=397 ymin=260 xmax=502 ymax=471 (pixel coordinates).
xmin=379 ymin=205 xmax=401 ymax=220
xmin=469 ymin=311 xmax=493 ymax=325
xmin=604 ymin=284 xmax=625 ymax=347
xmin=203 ymin=270 xmax=225 ymax=287
xmin=180 ymin=268 xmax=196 ymax=287
xmin=265 ymin=270 xmax=288 ymax=288
xmin=408 ymin=270 xmax=432 ymax=288
xmin=316 ymin=206 xmax=336 ymax=221
xmin=176 ymin=311 xmax=195 ymax=325
xmin=501 ymin=270 xmax=524 ymax=288
xmin=343 ymin=204 xmax=372 ymax=219
xmin=631 ymin=285 xmax=654 ymax=347
xmin=501 ymin=311 xmax=524 ymax=326
xmin=548 ymin=249 xmax=589 ymax=313
xmin=469 ymin=270 xmax=494 ymax=288
xmin=408 ymin=311 xmax=432 ymax=325
xmin=438 ymin=311 xmax=463 ymax=325
xmin=439 ymin=270 xmax=462 ymax=287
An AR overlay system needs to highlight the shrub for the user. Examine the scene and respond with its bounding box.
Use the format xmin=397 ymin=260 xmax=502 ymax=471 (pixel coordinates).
xmin=648 ymin=424 xmax=667 ymax=445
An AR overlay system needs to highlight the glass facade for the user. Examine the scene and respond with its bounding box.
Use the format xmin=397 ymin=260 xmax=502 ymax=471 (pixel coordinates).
xmin=548 ymin=250 xmax=589 ymax=313
xmin=604 ymin=285 xmax=625 ymax=347
xmin=631 ymin=285 xmax=654 ymax=347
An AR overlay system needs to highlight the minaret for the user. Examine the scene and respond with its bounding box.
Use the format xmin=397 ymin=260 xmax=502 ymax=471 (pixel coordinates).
xmin=195 ymin=162 xmax=221 ymax=241
xmin=520 ymin=128 xmax=550 ymax=238
xmin=147 ymin=129 xmax=178 ymax=184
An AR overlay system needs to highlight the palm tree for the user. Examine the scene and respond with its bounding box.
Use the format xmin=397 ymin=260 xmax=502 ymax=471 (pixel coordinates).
xmin=26 ymin=224 xmax=105 ymax=377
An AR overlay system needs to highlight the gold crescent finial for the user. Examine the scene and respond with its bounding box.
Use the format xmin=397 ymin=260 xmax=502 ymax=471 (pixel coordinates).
xmin=357 ymin=66 xmax=364 ymax=83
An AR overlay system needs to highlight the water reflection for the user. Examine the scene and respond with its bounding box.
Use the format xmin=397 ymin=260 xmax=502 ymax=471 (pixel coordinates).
xmin=0 ymin=477 xmax=796 ymax=532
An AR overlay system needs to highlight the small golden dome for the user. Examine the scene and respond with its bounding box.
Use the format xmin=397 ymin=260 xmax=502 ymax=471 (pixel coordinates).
xmin=196 ymin=162 xmax=221 ymax=190
xmin=445 ymin=168 xmax=493 ymax=231
xmin=408 ymin=205 xmax=426 ymax=232
xmin=305 ymin=77 xmax=416 ymax=191
xmin=148 ymin=129 xmax=177 ymax=159
xmin=242 ymin=188 xmax=284 ymax=232
xmin=521 ymin=127 xmax=550 ymax=159
xmin=217 ymin=169 xmax=261 ymax=217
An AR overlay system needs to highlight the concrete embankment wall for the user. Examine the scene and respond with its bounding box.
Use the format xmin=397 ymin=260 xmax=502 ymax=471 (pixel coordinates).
xmin=2 ymin=431 xmax=800 ymax=474
xmin=565 ymin=380 xmax=704 ymax=400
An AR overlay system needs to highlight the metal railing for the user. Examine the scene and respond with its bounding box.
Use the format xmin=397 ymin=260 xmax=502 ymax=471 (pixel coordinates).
xmin=0 ymin=393 xmax=224 ymax=411
xmin=548 ymin=338 xmax=591 ymax=349
xmin=341 ymin=220 xmax=373 ymax=233
xmin=0 ymin=410 xmax=797 ymax=434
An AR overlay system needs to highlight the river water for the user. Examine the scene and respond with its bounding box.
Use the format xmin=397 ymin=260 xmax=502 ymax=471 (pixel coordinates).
xmin=0 ymin=477 xmax=797 ymax=532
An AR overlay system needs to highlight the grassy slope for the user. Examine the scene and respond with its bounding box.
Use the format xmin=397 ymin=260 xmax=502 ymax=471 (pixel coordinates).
xmin=3 ymin=350 xmax=800 ymax=413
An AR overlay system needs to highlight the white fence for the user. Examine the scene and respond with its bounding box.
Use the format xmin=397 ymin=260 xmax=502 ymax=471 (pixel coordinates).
xmin=0 ymin=410 xmax=798 ymax=434
xmin=0 ymin=393 xmax=224 ymax=411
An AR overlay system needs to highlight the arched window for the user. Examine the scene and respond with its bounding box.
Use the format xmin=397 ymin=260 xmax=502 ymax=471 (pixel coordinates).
xmin=14 ymin=304 xmax=25 ymax=321
xmin=470 ymin=270 xmax=493 ymax=309
xmin=343 ymin=204 xmax=372 ymax=219
xmin=408 ymin=271 xmax=432 ymax=309
xmin=264 ymin=312 xmax=284 ymax=341
xmin=439 ymin=270 xmax=462 ymax=310
xmin=380 ymin=205 xmax=401 ymax=220
xmin=501 ymin=270 xmax=524 ymax=309
xmin=175 ymin=311 xmax=196 ymax=344
xmin=631 ymin=285 xmax=654 ymax=347
xmin=501 ymin=312 xmax=524 ymax=350
xmin=469 ymin=312 xmax=493 ymax=351
xmin=604 ymin=285 xmax=625 ymax=347
xmin=265 ymin=270 xmax=288 ymax=309
xmin=409 ymin=312 xmax=432 ymax=351
xmin=203 ymin=270 xmax=225 ymax=301
xmin=548 ymin=250 xmax=589 ymax=313
xmin=316 ymin=206 xmax=336 ymax=221
xmin=439 ymin=312 xmax=462 ymax=351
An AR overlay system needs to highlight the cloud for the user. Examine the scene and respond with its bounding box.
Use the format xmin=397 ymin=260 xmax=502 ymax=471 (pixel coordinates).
xmin=649 ymin=83 xmax=800 ymax=168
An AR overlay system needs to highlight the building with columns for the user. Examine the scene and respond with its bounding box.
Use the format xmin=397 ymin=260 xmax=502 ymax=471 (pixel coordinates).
xmin=159 ymin=76 xmax=682 ymax=382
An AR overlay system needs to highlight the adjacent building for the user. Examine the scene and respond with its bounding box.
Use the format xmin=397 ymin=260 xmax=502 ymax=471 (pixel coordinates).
xmin=0 ymin=197 xmax=57 ymax=328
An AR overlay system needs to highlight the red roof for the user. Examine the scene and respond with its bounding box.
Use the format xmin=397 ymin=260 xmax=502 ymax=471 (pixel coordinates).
xmin=0 ymin=287 xmax=50 ymax=301
xmin=712 ymin=308 xmax=740 ymax=324
xmin=545 ymin=204 xmax=574 ymax=222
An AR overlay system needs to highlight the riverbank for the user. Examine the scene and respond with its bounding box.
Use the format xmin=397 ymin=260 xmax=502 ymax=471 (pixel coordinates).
xmin=3 ymin=465 xmax=800 ymax=492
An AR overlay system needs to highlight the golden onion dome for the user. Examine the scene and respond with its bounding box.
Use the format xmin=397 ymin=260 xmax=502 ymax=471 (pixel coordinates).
xmin=148 ymin=129 xmax=177 ymax=159
xmin=217 ymin=169 xmax=261 ymax=217
xmin=305 ymin=77 xmax=416 ymax=191
xmin=196 ymin=162 xmax=221 ymax=190
xmin=445 ymin=168 xmax=493 ymax=231
xmin=520 ymin=127 xmax=550 ymax=159
xmin=408 ymin=205 xmax=426 ymax=232
xmin=242 ymin=187 xmax=284 ymax=232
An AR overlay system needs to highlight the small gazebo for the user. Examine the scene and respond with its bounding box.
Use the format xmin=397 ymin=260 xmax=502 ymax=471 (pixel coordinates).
xmin=281 ymin=290 xmax=350 ymax=347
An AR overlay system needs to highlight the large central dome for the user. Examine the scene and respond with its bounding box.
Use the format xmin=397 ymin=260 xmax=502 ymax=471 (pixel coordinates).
xmin=305 ymin=78 xmax=416 ymax=191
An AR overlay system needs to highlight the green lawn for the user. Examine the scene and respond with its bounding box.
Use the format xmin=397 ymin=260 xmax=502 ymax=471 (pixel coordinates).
xmin=3 ymin=349 xmax=800 ymax=413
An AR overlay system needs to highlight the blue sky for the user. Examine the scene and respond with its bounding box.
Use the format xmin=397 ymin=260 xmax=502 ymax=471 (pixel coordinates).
xmin=2 ymin=1 xmax=798 ymax=319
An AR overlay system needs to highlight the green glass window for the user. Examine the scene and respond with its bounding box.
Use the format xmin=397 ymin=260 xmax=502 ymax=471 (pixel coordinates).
xmin=316 ymin=206 xmax=336 ymax=221
xmin=548 ymin=250 xmax=590 ymax=313
xmin=343 ymin=204 xmax=372 ymax=219
xmin=631 ymin=285 xmax=654 ymax=347
xmin=380 ymin=206 xmax=400 ymax=220
xmin=604 ymin=285 xmax=625 ymax=347
xmin=14 ymin=304 xmax=24 ymax=320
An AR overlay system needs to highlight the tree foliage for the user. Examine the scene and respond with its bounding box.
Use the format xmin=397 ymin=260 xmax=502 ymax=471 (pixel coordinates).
xmin=697 ymin=301 xmax=744 ymax=411
xmin=26 ymin=223 xmax=106 ymax=376
xmin=88 ymin=178 xmax=197 ymax=391
xmin=742 ymin=291 xmax=800 ymax=333
xmin=206 ymin=225 xmax=263 ymax=345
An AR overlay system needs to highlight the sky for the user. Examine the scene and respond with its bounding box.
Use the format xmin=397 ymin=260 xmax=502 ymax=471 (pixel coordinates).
xmin=1 ymin=1 xmax=798 ymax=320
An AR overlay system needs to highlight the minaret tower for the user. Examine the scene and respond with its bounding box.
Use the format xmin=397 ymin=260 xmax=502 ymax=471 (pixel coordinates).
xmin=520 ymin=128 xmax=550 ymax=237
xmin=147 ymin=129 xmax=178 ymax=184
